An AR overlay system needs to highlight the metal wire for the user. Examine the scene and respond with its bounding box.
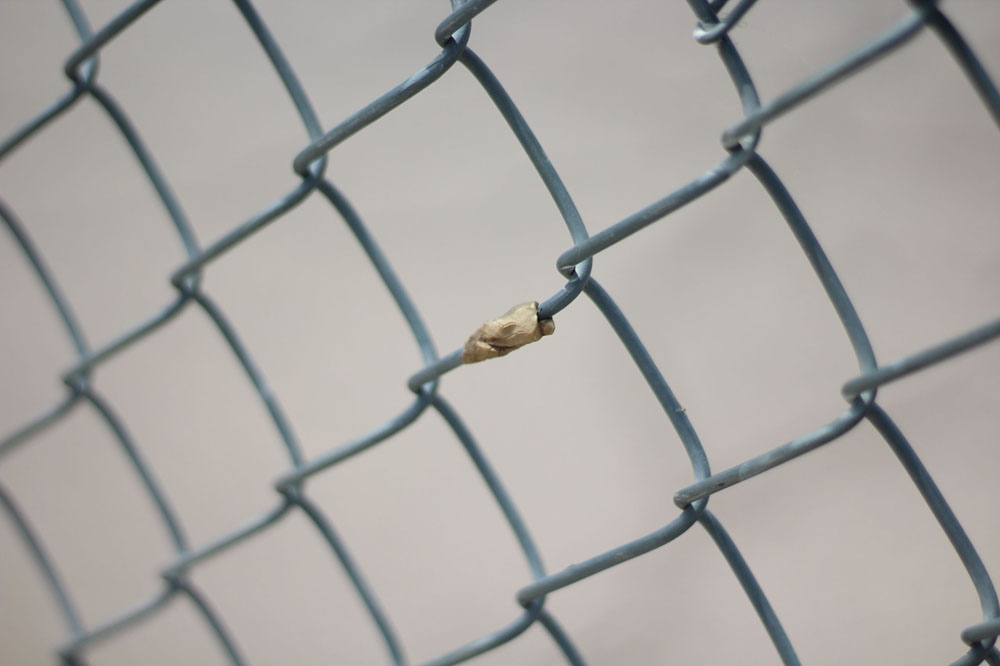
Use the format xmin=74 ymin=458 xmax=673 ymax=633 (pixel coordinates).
xmin=2 ymin=0 xmax=998 ymax=664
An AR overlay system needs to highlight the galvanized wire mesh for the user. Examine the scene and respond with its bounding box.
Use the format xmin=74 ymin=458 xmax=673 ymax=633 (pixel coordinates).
xmin=2 ymin=0 xmax=999 ymax=664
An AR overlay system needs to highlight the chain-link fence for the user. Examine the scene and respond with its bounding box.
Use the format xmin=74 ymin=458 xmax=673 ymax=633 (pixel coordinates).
xmin=2 ymin=0 xmax=999 ymax=664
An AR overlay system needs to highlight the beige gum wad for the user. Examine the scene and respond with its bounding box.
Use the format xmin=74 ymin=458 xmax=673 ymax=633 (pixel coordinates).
xmin=462 ymin=301 xmax=555 ymax=364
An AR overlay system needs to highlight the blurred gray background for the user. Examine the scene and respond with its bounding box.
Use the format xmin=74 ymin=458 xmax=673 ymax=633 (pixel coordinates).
xmin=2 ymin=1 xmax=999 ymax=664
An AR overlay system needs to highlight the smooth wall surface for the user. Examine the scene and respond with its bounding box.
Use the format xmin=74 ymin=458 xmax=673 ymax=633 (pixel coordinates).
xmin=2 ymin=2 xmax=999 ymax=665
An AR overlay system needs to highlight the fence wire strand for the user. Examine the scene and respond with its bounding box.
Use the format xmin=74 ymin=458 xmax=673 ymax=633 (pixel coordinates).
xmin=1 ymin=0 xmax=999 ymax=664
